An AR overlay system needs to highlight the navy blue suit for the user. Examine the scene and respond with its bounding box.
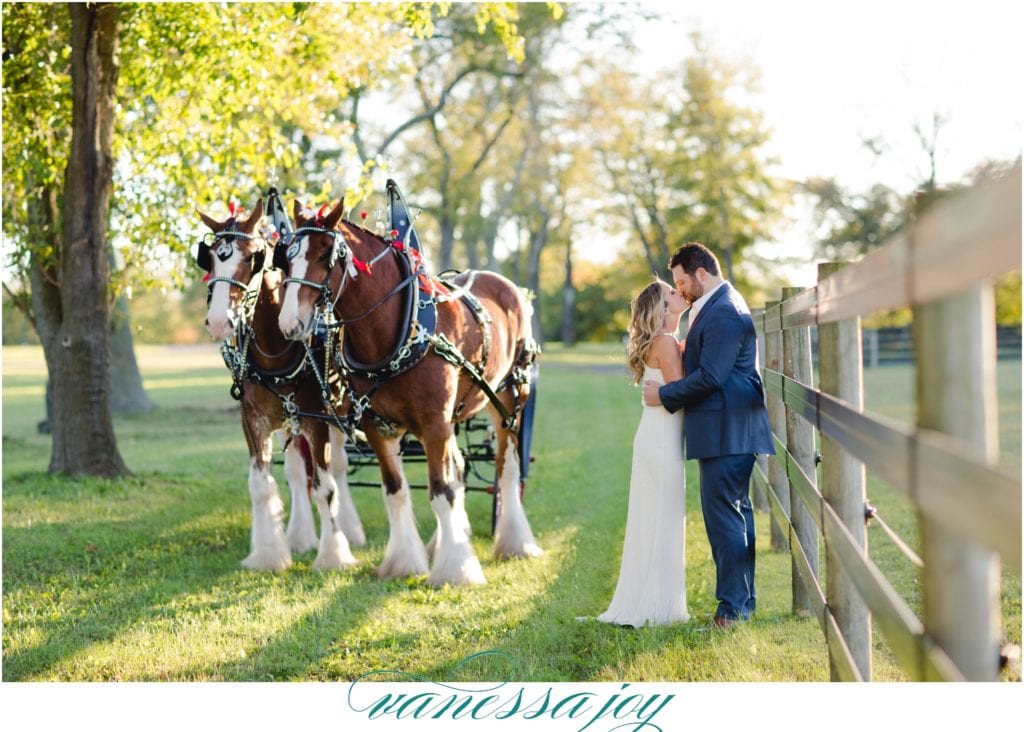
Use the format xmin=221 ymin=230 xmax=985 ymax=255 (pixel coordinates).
xmin=658 ymin=282 xmax=774 ymax=620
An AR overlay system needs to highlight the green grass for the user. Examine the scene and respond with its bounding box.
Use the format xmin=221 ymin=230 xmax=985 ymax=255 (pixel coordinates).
xmin=1 ymin=344 xmax=1019 ymax=681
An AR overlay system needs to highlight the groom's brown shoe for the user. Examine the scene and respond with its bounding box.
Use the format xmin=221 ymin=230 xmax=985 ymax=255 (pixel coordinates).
xmin=712 ymin=616 xmax=734 ymax=630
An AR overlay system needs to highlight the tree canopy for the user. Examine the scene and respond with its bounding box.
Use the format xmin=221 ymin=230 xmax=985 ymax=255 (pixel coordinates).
xmin=2 ymin=2 xmax=533 ymax=298
xmin=1 ymin=1 xmax=539 ymax=476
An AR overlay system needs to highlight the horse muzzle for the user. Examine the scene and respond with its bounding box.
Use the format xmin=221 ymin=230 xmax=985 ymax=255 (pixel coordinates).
xmin=206 ymin=305 xmax=239 ymax=341
xmin=279 ymin=312 xmax=312 ymax=341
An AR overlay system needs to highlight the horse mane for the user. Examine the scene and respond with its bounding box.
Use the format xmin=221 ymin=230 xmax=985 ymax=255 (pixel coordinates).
xmin=338 ymin=217 xmax=391 ymax=246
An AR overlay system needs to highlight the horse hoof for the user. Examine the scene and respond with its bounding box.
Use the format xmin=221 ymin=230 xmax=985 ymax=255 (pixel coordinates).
xmin=241 ymin=550 xmax=292 ymax=571
xmin=287 ymin=534 xmax=319 ymax=554
xmin=493 ymin=542 xmax=544 ymax=561
xmin=428 ymin=549 xmax=487 ymax=587
xmin=427 ymin=568 xmax=487 ymax=588
xmin=376 ymin=557 xmax=429 ymax=579
xmin=312 ymin=553 xmax=358 ymax=571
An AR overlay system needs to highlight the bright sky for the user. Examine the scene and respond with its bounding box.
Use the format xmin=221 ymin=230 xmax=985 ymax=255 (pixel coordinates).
xmin=621 ymin=0 xmax=1023 ymax=282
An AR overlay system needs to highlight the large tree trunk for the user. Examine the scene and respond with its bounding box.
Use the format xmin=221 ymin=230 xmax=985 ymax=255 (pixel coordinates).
xmin=437 ymin=210 xmax=456 ymax=272
xmin=560 ymin=240 xmax=575 ymax=346
xmin=525 ymin=213 xmax=549 ymax=346
xmin=464 ymin=233 xmax=480 ymax=270
xmin=109 ymin=296 xmax=153 ymax=414
xmin=46 ymin=3 xmax=128 ymax=476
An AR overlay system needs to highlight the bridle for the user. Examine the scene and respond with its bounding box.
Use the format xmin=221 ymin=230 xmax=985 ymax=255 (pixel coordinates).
xmin=196 ymin=223 xmax=268 ymax=309
xmin=275 ymin=225 xmax=347 ymax=308
xmin=276 ymin=223 xmax=414 ymax=326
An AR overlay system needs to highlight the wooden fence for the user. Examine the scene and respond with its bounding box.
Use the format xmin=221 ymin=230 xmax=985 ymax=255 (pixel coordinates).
xmin=750 ymin=166 xmax=1021 ymax=681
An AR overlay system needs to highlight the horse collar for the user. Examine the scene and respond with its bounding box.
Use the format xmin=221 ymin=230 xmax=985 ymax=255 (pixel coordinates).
xmin=340 ymin=243 xmax=433 ymax=381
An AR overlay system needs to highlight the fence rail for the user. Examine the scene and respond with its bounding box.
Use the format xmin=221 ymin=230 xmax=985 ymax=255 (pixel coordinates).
xmin=750 ymin=166 xmax=1021 ymax=681
xmin=762 ymin=369 xmax=1021 ymax=567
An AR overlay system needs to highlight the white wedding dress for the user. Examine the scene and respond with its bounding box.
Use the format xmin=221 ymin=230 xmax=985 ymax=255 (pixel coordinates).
xmin=598 ymin=364 xmax=690 ymax=627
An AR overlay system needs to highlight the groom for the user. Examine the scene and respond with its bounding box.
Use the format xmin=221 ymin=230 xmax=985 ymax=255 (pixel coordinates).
xmin=642 ymin=242 xmax=774 ymax=628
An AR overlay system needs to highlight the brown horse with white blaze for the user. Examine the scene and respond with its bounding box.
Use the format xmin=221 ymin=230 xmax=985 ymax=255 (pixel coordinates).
xmin=277 ymin=199 xmax=541 ymax=587
xmin=197 ymin=199 xmax=364 ymax=571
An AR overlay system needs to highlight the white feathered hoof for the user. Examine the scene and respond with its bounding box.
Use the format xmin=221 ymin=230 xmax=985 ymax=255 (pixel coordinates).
xmin=424 ymin=521 xmax=468 ymax=561
xmin=309 ymin=532 xmax=358 ymax=573
xmin=377 ymin=482 xmax=429 ymax=578
xmin=241 ymin=543 xmax=293 ymax=571
xmin=244 ymin=470 xmax=293 ymax=570
xmin=286 ymin=523 xmax=319 ymax=554
xmin=492 ymin=535 xmax=544 ymax=561
xmin=377 ymin=544 xmax=429 ymax=579
xmin=492 ymin=445 xmax=543 ymax=560
xmin=334 ymin=477 xmax=366 ymax=547
xmin=427 ymin=493 xmax=486 ymax=587
xmin=283 ymin=445 xmax=319 ymax=554
xmin=428 ymin=541 xmax=487 ymax=587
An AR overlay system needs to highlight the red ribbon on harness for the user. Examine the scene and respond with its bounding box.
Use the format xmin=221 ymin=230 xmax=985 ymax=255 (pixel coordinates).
xmin=352 ymin=256 xmax=372 ymax=275
xmin=392 ymin=240 xmax=447 ymax=296
xmin=420 ymin=275 xmax=452 ymax=297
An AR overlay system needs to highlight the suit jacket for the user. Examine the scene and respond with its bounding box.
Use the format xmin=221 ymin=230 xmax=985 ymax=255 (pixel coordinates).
xmin=658 ymin=282 xmax=775 ymax=460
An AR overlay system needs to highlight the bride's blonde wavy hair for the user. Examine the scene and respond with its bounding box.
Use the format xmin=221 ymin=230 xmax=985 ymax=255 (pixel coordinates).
xmin=626 ymin=279 xmax=667 ymax=385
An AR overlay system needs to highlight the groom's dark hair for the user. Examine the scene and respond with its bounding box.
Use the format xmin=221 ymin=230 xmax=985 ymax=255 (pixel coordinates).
xmin=669 ymin=242 xmax=720 ymax=276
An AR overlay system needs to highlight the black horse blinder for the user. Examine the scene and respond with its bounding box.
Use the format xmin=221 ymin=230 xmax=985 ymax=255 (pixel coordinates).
xmin=196 ymin=230 xmax=266 ymax=275
xmin=272 ymin=236 xmax=290 ymax=272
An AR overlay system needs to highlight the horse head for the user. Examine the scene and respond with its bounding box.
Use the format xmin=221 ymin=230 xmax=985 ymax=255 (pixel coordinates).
xmin=277 ymin=198 xmax=347 ymax=340
xmin=196 ymin=199 xmax=266 ymax=341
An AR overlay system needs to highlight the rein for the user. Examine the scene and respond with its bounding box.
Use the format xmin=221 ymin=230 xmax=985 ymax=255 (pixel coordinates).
xmin=335 ymin=272 xmax=416 ymax=325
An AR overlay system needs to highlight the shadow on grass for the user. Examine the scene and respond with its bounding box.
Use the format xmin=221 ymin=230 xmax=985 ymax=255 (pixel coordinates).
xmin=2 ymin=473 xmax=271 ymax=680
xmin=201 ymin=569 xmax=405 ymax=681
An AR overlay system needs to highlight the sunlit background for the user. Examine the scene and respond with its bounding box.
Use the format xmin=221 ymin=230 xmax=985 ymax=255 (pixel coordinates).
xmin=3 ymin=0 xmax=1021 ymax=342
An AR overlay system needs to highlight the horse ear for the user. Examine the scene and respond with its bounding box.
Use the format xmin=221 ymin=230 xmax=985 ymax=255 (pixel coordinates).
xmin=293 ymin=200 xmax=304 ymax=221
xmin=243 ymin=198 xmax=264 ymax=229
xmin=197 ymin=210 xmax=221 ymax=232
xmin=322 ymin=198 xmax=345 ymax=229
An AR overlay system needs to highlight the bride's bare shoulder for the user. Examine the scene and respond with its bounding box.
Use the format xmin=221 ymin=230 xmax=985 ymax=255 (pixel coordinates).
xmin=648 ymin=334 xmax=679 ymax=366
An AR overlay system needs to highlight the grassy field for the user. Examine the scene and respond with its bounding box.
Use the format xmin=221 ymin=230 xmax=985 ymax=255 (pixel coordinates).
xmin=1 ymin=343 xmax=1019 ymax=682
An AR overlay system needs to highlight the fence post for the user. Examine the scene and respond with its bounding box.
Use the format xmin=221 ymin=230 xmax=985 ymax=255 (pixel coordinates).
xmin=914 ymin=286 xmax=1001 ymax=681
xmin=817 ymin=262 xmax=871 ymax=680
xmin=751 ymin=307 xmax=769 ymax=513
xmin=865 ymin=329 xmax=879 ymax=368
xmin=782 ymin=286 xmax=819 ymax=618
xmin=763 ymin=300 xmax=789 ymax=552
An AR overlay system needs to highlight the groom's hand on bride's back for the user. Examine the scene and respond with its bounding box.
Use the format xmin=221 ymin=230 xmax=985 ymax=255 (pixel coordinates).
xmin=642 ymin=380 xmax=662 ymax=406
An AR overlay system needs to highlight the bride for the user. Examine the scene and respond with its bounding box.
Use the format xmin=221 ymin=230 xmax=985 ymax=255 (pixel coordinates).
xmin=598 ymin=278 xmax=690 ymax=627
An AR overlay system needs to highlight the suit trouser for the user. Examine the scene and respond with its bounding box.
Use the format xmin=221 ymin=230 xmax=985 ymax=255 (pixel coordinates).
xmin=698 ymin=454 xmax=757 ymax=620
